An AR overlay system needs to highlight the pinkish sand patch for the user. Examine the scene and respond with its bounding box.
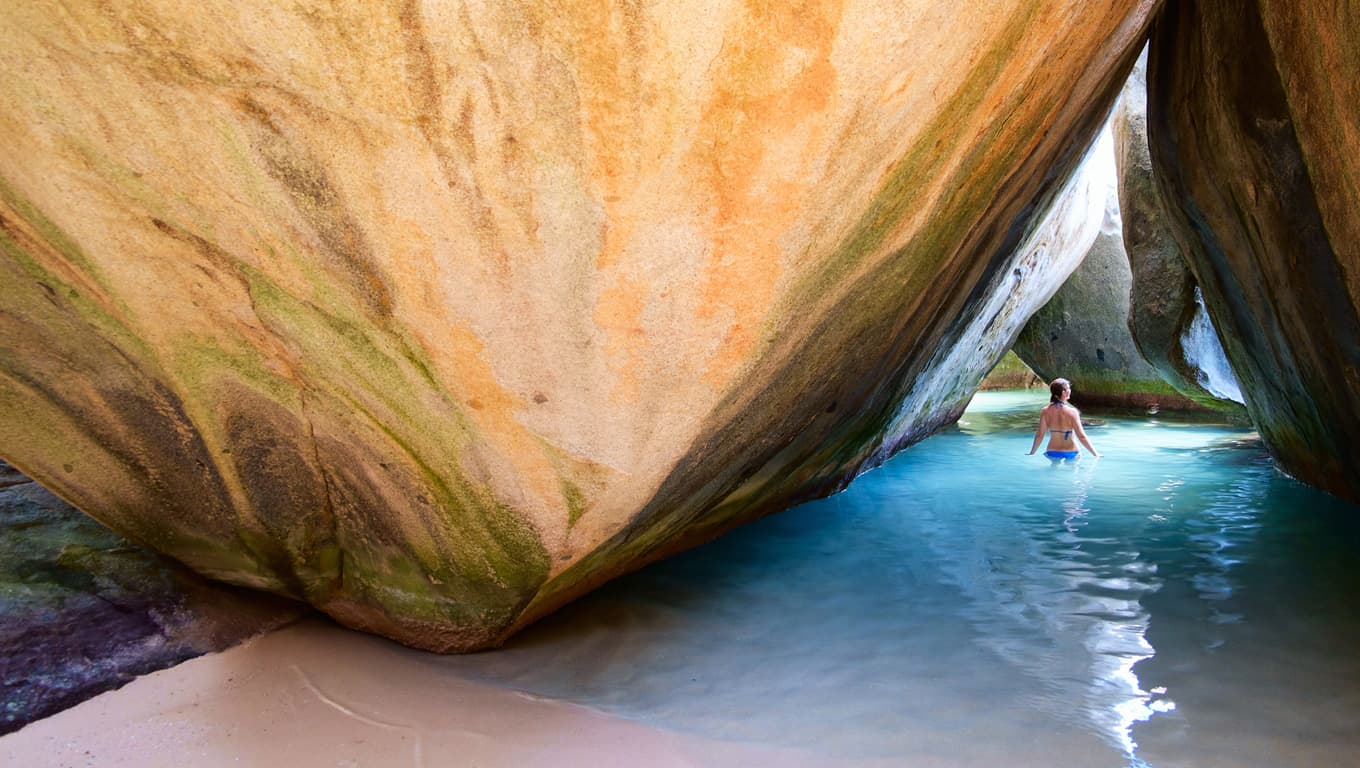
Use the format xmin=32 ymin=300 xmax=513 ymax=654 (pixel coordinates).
xmin=0 ymin=618 xmax=875 ymax=768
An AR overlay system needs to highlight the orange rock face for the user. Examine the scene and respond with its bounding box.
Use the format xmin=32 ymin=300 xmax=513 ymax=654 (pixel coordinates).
xmin=0 ymin=1 xmax=1156 ymax=649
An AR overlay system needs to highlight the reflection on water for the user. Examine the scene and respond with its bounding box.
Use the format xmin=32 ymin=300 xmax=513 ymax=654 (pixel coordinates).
xmin=902 ymin=455 xmax=1167 ymax=762
xmin=433 ymin=391 xmax=1360 ymax=767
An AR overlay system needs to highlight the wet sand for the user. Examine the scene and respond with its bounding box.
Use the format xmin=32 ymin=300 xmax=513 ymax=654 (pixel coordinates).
xmin=0 ymin=618 xmax=841 ymax=768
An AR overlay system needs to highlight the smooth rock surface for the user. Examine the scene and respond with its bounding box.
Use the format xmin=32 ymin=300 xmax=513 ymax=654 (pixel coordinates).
xmin=0 ymin=1 xmax=1157 ymax=648
xmin=0 ymin=462 xmax=305 ymax=735
xmin=873 ymin=121 xmax=1107 ymax=458
xmin=1113 ymin=52 xmax=1242 ymax=411
xmin=1014 ymin=126 xmax=1199 ymax=410
xmin=1148 ymin=2 xmax=1360 ymax=501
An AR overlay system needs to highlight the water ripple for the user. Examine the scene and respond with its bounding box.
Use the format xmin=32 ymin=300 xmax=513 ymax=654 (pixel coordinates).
xmin=430 ymin=391 xmax=1360 ymax=767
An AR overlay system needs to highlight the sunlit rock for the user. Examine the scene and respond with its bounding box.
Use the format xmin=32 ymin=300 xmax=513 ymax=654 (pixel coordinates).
xmin=1148 ymin=2 xmax=1360 ymax=501
xmin=875 ymin=126 xmax=1107 ymax=460
xmin=980 ymin=351 xmax=1043 ymax=391
xmin=0 ymin=0 xmax=1157 ymax=649
xmin=1113 ymin=52 xmax=1243 ymax=411
xmin=1016 ymin=125 xmax=1204 ymax=410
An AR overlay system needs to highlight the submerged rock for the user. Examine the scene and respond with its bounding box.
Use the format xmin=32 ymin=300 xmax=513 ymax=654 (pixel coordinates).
xmin=0 ymin=463 xmax=304 ymax=734
xmin=1113 ymin=52 xmax=1244 ymax=412
xmin=0 ymin=2 xmax=1158 ymax=649
xmin=1148 ymin=2 xmax=1360 ymax=501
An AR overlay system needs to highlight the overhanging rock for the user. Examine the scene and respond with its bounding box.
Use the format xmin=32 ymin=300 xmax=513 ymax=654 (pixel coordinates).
xmin=0 ymin=1 xmax=1158 ymax=649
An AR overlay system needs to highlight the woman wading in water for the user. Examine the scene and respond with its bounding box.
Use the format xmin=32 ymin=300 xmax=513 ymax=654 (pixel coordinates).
xmin=1028 ymin=378 xmax=1100 ymax=460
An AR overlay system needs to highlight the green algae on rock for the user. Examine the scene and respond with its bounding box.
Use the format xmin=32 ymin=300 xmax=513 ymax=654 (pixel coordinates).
xmin=980 ymin=351 xmax=1043 ymax=391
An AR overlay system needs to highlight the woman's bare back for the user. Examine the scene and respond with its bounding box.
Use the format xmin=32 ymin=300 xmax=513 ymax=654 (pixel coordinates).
xmin=1041 ymin=403 xmax=1081 ymax=451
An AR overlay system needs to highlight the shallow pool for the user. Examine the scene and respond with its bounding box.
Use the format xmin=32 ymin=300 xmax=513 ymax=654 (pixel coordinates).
xmin=438 ymin=390 xmax=1360 ymax=767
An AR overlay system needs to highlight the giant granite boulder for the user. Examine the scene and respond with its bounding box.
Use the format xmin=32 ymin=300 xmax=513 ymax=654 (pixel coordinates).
xmin=1148 ymin=2 xmax=1360 ymax=501
xmin=1114 ymin=51 xmax=1243 ymax=411
xmin=1014 ymin=126 xmax=1202 ymax=410
xmin=0 ymin=1 xmax=1158 ymax=649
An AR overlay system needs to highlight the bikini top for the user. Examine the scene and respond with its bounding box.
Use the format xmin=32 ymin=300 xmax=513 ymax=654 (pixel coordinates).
xmin=1050 ymin=401 xmax=1073 ymax=440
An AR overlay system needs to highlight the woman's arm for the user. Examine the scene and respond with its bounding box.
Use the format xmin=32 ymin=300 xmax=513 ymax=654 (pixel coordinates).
xmin=1027 ymin=410 xmax=1047 ymax=455
xmin=1074 ymin=415 xmax=1100 ymax=457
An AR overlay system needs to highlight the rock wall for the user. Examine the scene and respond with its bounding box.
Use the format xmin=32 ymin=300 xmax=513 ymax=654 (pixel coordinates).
xmin=0 ymin=1 xmax=1158 ymax=649
xmin=980 ymin=351 xmax=1043 ymax=391
xmin=1114 ymin=51 xmax=1244 ymax=412
xmin=876 ymin=120 xmax=1108 ymax=453
xmin=1014 ymin=125 xmax=1199 ymax=410
xmin=0 ymin=462 xmax=304 ymax=734
xmin=1148 ymin=2 xmax=1360 ymax=501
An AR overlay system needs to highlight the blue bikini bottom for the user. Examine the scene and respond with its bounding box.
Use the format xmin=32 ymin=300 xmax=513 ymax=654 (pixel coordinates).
xmin=1044 ymin=450 xmax=1079 ymax=460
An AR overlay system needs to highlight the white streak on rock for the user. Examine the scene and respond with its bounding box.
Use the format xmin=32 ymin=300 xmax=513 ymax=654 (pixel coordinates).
xmin=874 ymin=121 xmax=1115 ymax=461
xmin=1183 ymin=287 xmax=1245 ymax=404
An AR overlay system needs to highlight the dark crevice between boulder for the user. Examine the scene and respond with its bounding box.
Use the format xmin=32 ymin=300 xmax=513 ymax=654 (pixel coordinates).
xmin=0 ymin=462 xmax=309 ymax=735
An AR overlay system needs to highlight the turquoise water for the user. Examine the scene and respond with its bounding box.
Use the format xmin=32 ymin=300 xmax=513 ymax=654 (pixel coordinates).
xmin=441 ymin=390 xmax=1360 ymax=767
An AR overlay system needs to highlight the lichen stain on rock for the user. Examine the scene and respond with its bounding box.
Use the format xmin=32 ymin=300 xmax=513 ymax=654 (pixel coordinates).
xmin=0 ymin=196 xmax=247 ymax=563
xmin=220 ymin=384 xmax=335 ymax=598
xmin=234 ymin=96 xmax=395 ymax=320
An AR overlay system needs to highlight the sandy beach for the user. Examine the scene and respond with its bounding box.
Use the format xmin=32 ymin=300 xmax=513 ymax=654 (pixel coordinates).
xmin=1 ymin=617 xmax=840 ymax=768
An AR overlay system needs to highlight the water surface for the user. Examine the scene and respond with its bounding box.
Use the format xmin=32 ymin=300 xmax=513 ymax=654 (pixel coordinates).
xmin=437 ymin=390 xmax=1360 ymax=767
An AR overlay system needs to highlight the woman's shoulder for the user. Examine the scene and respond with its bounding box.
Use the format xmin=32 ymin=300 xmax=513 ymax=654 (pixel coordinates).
xmin=1049 ymin=402 xmax=1079 ymax=419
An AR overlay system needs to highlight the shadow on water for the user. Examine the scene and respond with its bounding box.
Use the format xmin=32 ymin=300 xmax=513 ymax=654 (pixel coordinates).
xmin=430 ymin=391 xmax=1360 ymax=767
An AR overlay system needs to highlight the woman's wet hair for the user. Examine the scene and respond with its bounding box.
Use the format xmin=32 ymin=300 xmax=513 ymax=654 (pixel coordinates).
xmin=1049 ymin=378 xmax=1071 ymax=404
